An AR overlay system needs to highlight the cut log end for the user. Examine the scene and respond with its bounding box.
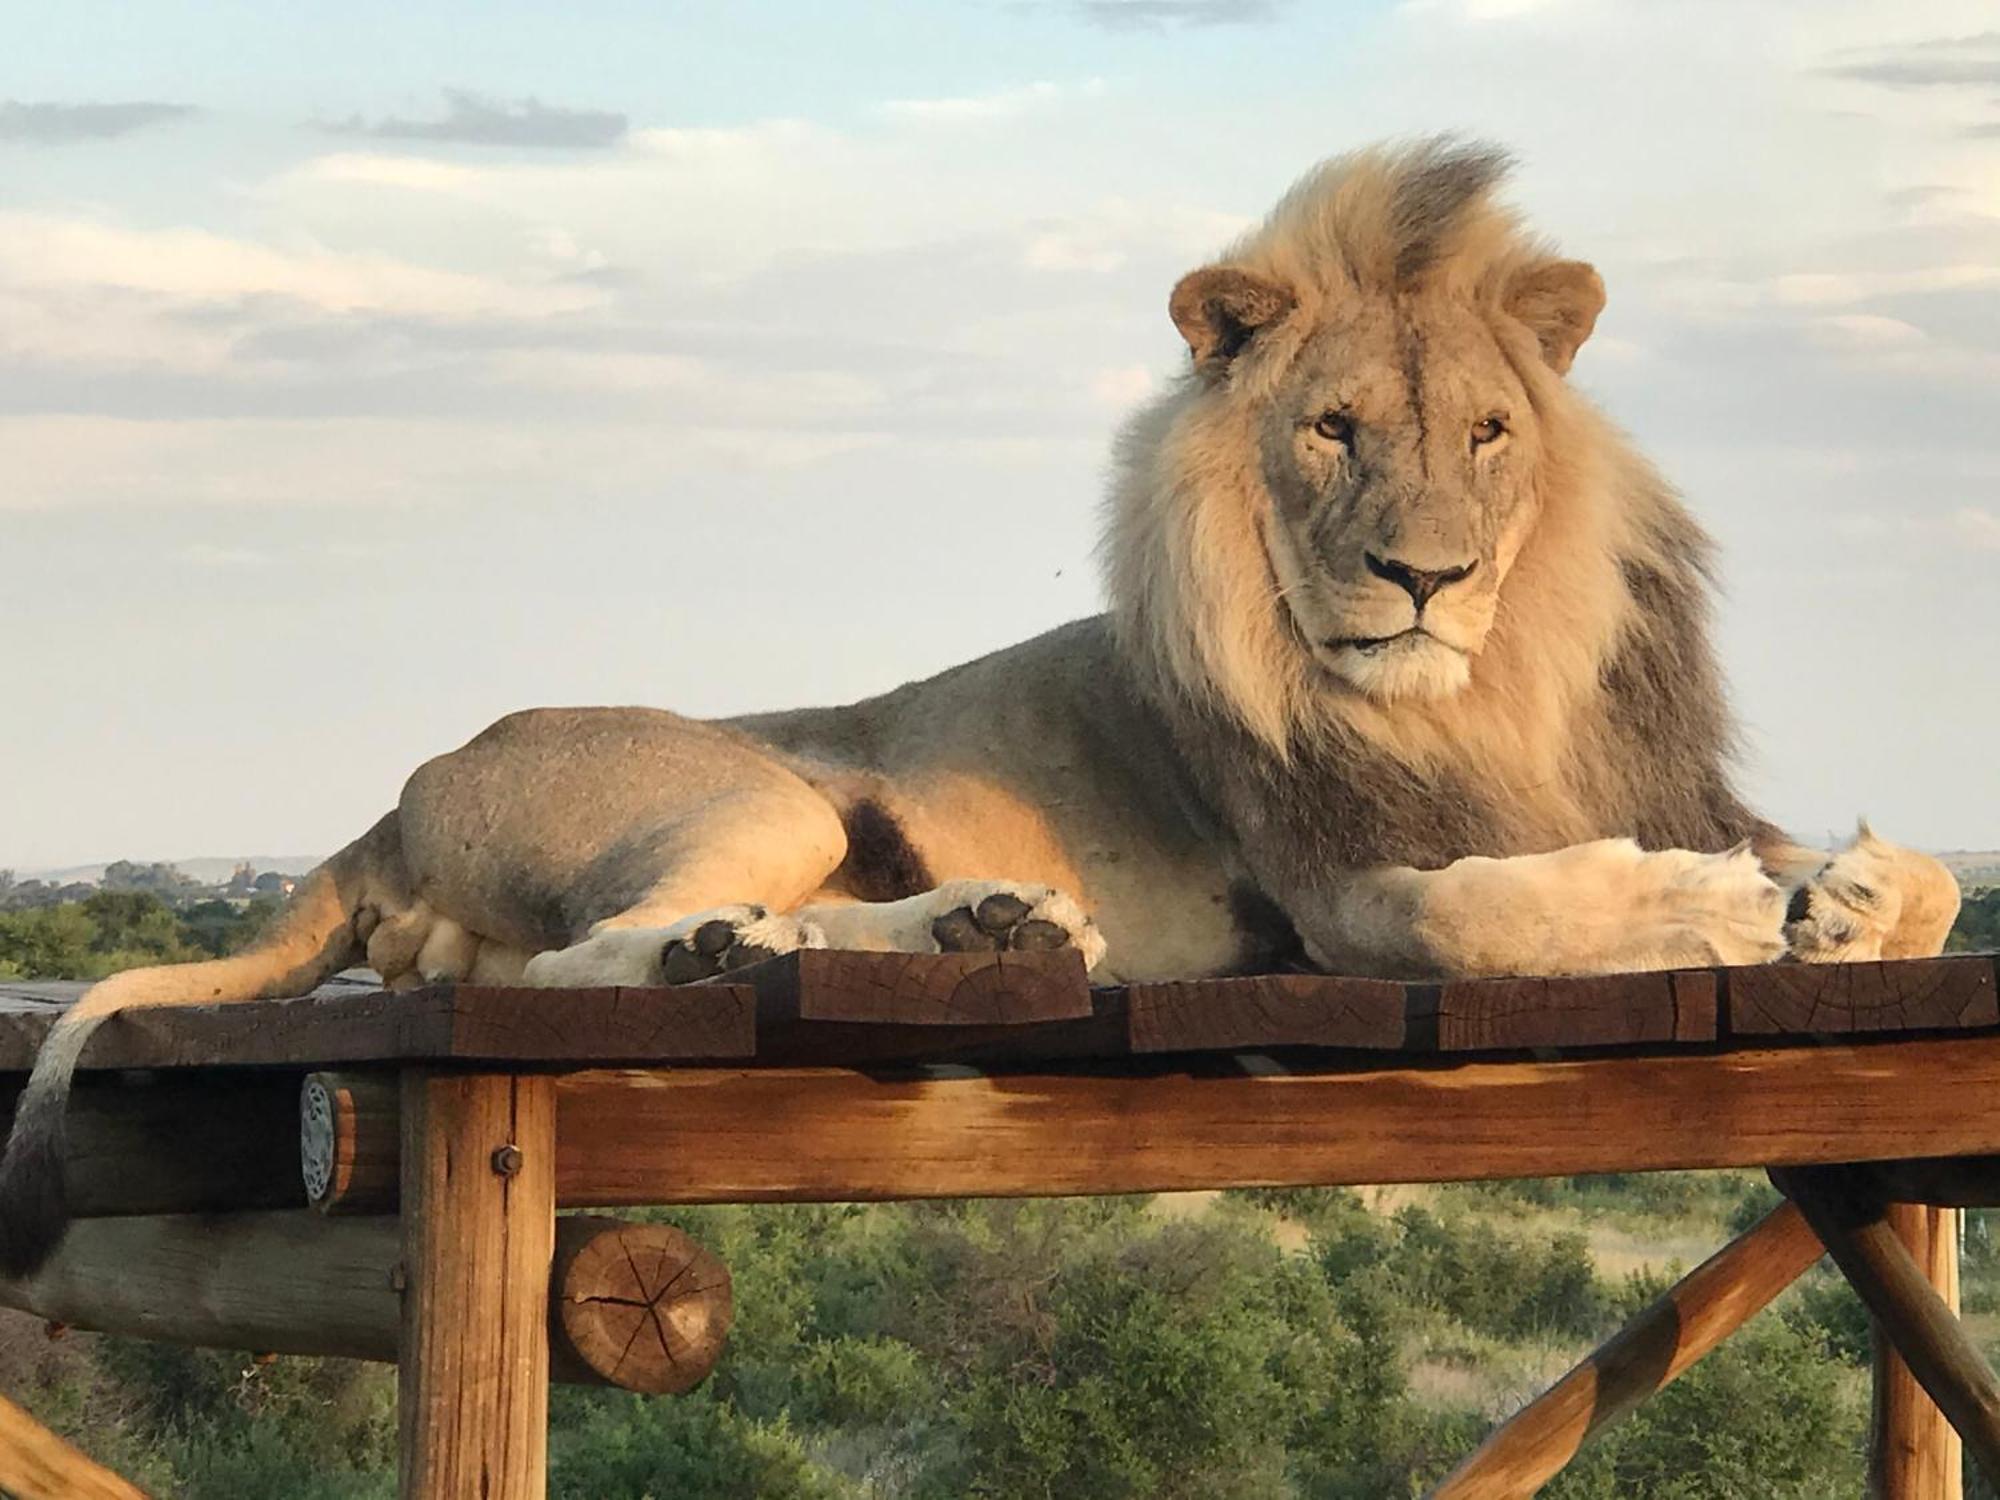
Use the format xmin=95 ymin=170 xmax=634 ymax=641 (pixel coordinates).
xmin=301 ymin=1072 xmax=399 ymax=1214
xmin=553 ymin=1216 xmax=732 ymax=1396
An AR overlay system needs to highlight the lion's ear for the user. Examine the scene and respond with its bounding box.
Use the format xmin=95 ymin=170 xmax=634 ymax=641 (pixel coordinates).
xmin=1504 ymin=259 xmax=1605 ymax=375
xmin=1169 ymin=266 xmax=1296 ymax=375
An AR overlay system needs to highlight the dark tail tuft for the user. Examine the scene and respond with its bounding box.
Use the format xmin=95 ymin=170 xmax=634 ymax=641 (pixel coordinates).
xmin=0 ymin=1020 xmax=90 ymax=1278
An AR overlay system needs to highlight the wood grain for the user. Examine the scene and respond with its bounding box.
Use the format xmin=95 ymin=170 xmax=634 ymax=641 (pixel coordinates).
xmin=1430 ymin=1200 xmax=1824 ymax=1499
xmin=1424 ymin=970 xmax=1717 ymax=1053
xmin=552 ymin=1216 xmax=732 ymax=1396
xmin=1730 ymin=957 xmax=1998 ymax=1037
xmin=737 ymin=948 xmax=1092 ymax=1025
xmin=1125 ymin=973 xmax=1405 ymax=1052
xmin=399 ymin=1072 xmax=556 ymax=1500
xmin=549 ymin=1033 xmax=2000 ymax=1207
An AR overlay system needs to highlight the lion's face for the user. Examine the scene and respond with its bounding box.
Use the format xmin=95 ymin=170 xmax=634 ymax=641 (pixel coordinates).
xmin=1164 ymin=251 xmax=1604 ymax=711
xmin=1255 ymin=299 xmax=1540 ymax=703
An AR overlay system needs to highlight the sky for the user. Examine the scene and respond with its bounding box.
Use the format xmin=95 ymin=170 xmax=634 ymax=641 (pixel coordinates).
xmin=2 ymin=0 xmax=1998 ymax=871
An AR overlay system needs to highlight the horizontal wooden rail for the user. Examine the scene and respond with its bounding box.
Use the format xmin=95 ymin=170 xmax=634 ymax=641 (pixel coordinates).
xmin=287 ymin=1032 xmax=2000 ymax=1212
xmin=0 ymin=1212 xmax=730 ymax=1394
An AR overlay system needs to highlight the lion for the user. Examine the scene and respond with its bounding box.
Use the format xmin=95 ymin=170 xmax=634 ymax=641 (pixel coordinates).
xmin=0 ymin=138 xmax=1959 ymax=1275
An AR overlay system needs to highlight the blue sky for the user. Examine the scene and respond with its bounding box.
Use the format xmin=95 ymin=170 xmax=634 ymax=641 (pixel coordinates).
xmin=3 ymin=0 xmax=1998 ymax=869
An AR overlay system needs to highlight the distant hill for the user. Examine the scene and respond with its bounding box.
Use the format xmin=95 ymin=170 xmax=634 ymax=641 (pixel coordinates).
xmin=1940 ymin=852 xmax=2000 ymax=889
xmin=14 ymin=855 xmax=324 ymax=885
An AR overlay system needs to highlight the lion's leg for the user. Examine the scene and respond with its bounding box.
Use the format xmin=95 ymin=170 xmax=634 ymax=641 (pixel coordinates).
xmin=1771 ymin=823 xmax=1961 ymax=962
xmin=1313 ymin=838 xmax=1787 ymax=980
xmin=519 ymin=782 xmax=852 ymax=987
xmin=527 ymin=877 xmax=1108 ymax=987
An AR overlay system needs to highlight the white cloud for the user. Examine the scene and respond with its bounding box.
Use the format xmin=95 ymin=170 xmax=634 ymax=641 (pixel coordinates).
xmin=1805 ymin=313 xmax=1929 ymax=350
xmin=879 ymin=81 xmax=1081 ymax=123
xmin=1772 ymin=265 xmax=2000 ymax=305
xmin=0 ymin=211 xmax=601 ymax=321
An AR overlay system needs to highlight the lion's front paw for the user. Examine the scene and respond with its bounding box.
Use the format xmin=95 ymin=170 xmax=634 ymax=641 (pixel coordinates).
xmin=1784 ymin=825 xmax=1959 ymax=962
xmin=1633 ymin=844 xmax=1788 ymax=968
xmin=795 ymin=881 xmax=1108 ymax=971
xmin=923 ymin=883 xmax=1105 ymax=967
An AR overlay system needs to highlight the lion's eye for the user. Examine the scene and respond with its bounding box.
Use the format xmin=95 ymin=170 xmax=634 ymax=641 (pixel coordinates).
xmin=1470 ymin=415 xmax=1508 ymax=447
xmin=1312 ymin=410 xmax=1353 ymax=445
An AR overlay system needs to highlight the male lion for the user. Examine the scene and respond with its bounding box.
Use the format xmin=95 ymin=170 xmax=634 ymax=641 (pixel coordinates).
xmin=0 ymin=139 xmax=1959 ymax=1274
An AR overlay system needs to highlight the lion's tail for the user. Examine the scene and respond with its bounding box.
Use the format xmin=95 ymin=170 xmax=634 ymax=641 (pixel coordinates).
xmin=0 ymin=812 xmax=404 ymax=1278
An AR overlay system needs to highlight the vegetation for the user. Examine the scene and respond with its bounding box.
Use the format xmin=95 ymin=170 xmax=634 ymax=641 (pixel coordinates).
xmin=0 ymin=889 xmax=281 ymax=982
xmin=0 ymin=891 xmax=1991 ymax=1494
xmin=1952 ymin=886 xmax=2000 ymax=953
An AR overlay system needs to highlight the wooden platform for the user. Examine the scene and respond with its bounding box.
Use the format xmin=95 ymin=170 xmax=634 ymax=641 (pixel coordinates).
xmin=1 ymin=950 xmax=1995 ymax=1499
xmin=2 ymin=947 xmax=1994 ymax=1072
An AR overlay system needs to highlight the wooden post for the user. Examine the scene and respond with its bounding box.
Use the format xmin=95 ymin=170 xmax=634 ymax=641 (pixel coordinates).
xmin=1776 ymin=1168 xmax=2000 ymax=1492
xmin=1429 ymin=1201 xmax=1824 ymax=1498
xmin=1872 ymin=1205 xmax=1964 ymax=1500
xmin=398 ymin=1072 xmax=556 ymax=1500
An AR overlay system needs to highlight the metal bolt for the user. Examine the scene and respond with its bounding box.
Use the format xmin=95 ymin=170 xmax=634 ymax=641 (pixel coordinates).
xmin=491 ymin=1143 xmax=524 ymax=1177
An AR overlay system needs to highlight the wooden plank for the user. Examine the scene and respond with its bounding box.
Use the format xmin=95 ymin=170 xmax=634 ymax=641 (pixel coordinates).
xmin=0 ymin=1388 xmax=147 ymax=1500
xmin=1730 ymin=956 xmax=1998 ymax=1037
xmin=1424 ymin=970 xmax=1713 ymax=1052
xmin=737 ymin=948 xmax=1092 ymax=1025
xmin=1777 ymin=1167 xmax=2000 ymax=1492
xmin=1873 ymin=1204 xmax=1963 ymax=1500
xmin=1125 ymin=973 xmax=1405 ymax=1052
xmin=549 ymin=1033 xmax=2000 ymax=1207
xmin=0 ymin=982 xmax=757 ymax=1073
xmin=1430 ymin=1200 xmax=1824 ymax=1498
xmin=1671 ymin=971 xmax=1720 ymax=1042
xmin=399 ymin=1073 xmax=556 ymax=1500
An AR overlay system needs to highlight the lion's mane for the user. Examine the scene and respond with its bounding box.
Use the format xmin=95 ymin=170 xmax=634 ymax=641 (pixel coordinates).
xmin=1100 ymin=138 xmax=1758 ymax=879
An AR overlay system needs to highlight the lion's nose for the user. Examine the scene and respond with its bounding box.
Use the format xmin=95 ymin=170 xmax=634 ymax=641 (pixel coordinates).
xmin=1364 ymin=553 xmax=1477 ymax=610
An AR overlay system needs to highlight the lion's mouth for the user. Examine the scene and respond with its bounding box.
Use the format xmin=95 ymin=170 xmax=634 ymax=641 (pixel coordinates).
xmin=1326 ymin=628 xmax=1427 ymax=654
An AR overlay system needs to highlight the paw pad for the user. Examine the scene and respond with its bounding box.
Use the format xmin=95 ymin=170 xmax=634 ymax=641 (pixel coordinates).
xmin=931 ymin=893 xmax=1077 ymax=954
xmin=661 ymin=908 xmax=777 ymax=983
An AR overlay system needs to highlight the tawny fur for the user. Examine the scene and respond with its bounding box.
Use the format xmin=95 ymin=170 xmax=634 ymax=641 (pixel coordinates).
xmin=0 ymin=137 xmax=1957 ymax=1277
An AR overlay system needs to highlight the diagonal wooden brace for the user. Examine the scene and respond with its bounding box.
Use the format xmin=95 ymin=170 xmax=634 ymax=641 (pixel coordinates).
xmin=1428 ymin=1201 xmax=1824 ymax=1498
xmin=1774 ymin=1165 xmax=2000 ymax=1492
